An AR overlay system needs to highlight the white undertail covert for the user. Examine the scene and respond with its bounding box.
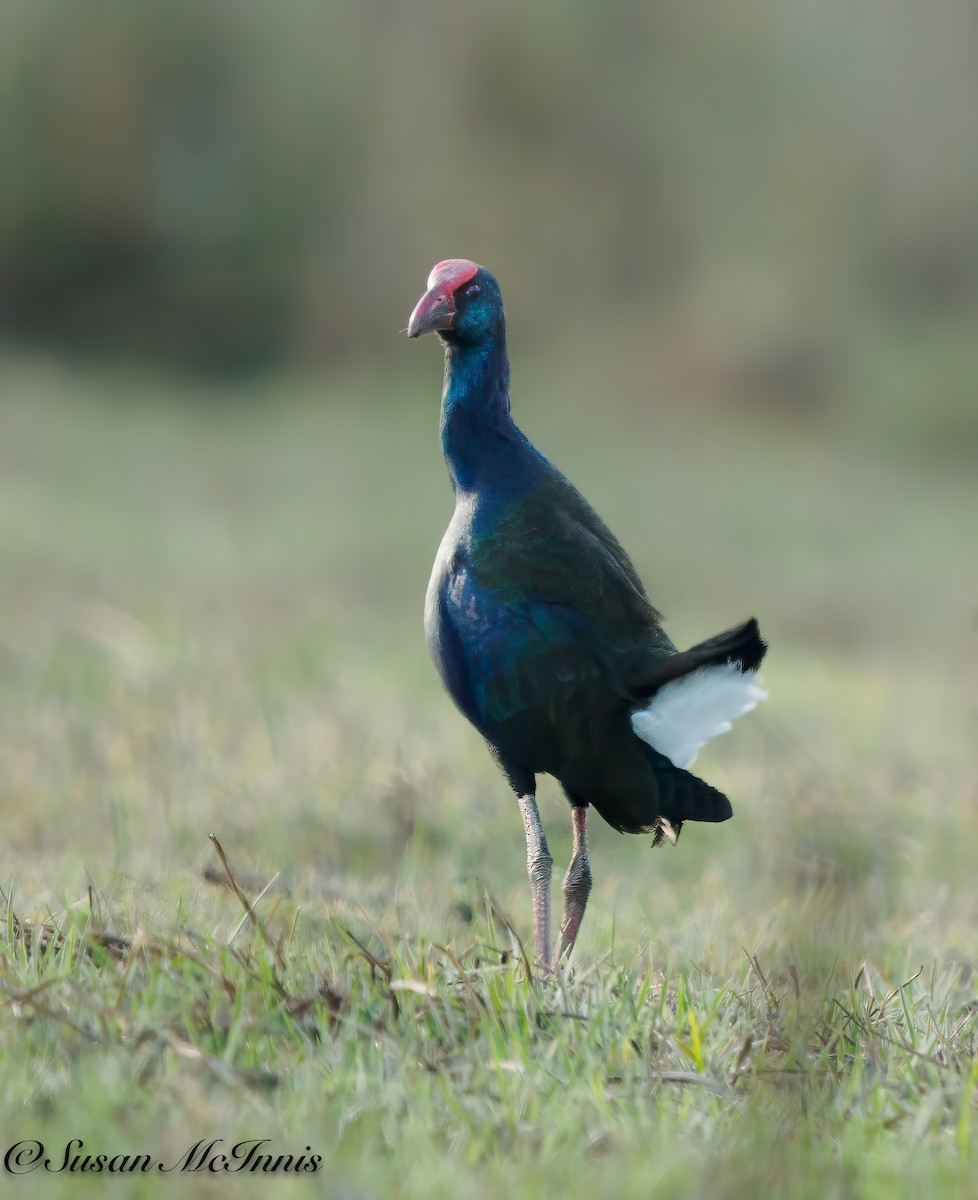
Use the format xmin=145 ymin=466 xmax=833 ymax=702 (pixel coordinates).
xmin=630 ymin=662 xmax=767 ymax=769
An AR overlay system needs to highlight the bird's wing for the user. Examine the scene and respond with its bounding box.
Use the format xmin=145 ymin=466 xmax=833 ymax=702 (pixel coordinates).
xmin=468 ymin=473 xmax=676 ymax=684
xmin=433 ymin=469 xmax=764 ymax=778
xmin=425 ymin=476 xmax=673 ymax=780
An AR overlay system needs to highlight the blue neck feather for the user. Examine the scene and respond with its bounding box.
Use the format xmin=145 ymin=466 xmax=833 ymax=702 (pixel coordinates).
xmin=439 ymin=330 xmax=521 ymax=494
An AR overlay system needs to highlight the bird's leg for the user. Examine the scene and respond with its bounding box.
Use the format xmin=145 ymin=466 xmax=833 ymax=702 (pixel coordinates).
xmin=554 ymin=805 xmax=592 ymax=967
xmin=518 ymin=794 xmax=553 ymax=967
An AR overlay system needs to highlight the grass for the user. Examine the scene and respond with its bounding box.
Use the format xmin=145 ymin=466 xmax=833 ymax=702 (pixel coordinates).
xmin=1 ymin=355 xmax=976 ymax=1197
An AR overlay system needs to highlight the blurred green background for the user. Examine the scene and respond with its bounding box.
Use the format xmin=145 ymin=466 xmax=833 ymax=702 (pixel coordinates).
xmin=4 ymin=0 xmax=978 ymax=924
xmin=3 ymin=0 xmax=977 ymax=937
xmin=1 ymin=0 xmax=975 ymax=942
xmin=1 ymin=0 xmax=976 ymax=409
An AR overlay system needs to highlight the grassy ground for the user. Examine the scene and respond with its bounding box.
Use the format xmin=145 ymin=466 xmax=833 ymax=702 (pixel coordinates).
xmin=1 ymin=356 xmax=976 ymax=1197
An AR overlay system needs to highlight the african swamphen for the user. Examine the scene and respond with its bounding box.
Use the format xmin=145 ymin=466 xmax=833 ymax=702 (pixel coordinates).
xmin=408 ymin=259 xmax=766 ymax=968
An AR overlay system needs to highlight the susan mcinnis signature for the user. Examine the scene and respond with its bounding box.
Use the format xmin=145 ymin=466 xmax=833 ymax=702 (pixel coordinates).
xmin=4 ymin=1138 xmax=323 ymax=1175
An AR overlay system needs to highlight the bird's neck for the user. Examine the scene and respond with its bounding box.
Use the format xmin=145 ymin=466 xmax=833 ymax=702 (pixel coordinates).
xmin=439 ymin=332 xmax=519 ymax=494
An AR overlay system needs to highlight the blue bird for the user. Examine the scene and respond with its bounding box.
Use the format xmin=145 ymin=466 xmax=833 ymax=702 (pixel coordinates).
xmin=408 ymin=259 xmax=766 ymax=968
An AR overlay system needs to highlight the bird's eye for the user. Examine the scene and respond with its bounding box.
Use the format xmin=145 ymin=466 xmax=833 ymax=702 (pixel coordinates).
xmin=463 ymin=283 xmax=481 ymax=298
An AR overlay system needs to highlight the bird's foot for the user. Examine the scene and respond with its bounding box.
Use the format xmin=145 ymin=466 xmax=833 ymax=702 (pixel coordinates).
xmin=553 ymin=901 xmax=587 ymax=968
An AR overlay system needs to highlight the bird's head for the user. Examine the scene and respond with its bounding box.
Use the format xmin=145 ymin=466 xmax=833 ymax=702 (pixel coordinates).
xmin=407 ymin=260 xmax=503 ymax=347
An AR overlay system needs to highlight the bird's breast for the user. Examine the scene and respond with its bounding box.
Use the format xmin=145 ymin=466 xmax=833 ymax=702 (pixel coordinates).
xmin=425 ymin=499 xmax=474 ymax=624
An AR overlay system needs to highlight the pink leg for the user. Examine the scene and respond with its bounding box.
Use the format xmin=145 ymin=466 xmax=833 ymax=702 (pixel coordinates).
xmin=518 ymin=794 xmax=553 ymax=967
xmin=554 ymin=805 xmax=592 ymax=966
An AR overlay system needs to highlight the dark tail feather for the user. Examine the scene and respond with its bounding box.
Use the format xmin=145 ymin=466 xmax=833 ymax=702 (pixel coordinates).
xmin=643 ymin=743 xmax=732 ymax=824
xmin=591 ymin=742 xmax=733 ymax=839
xmin=635 ymin=617 xmax=766 ymax=698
